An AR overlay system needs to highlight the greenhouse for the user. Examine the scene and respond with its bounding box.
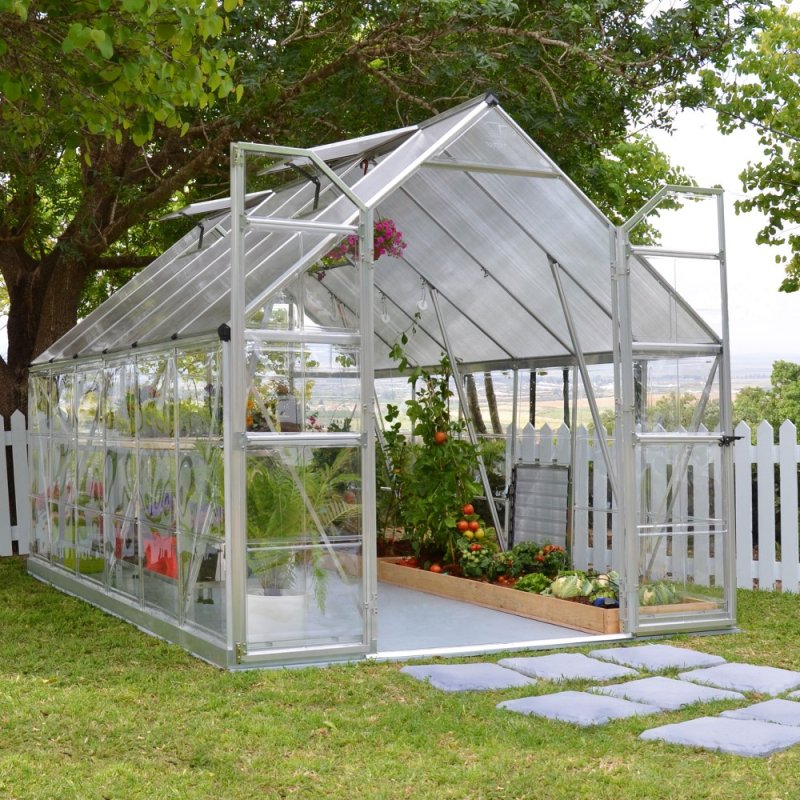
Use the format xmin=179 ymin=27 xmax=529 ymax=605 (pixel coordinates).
xmin=27 ymin=94 xmax=738 ymax=668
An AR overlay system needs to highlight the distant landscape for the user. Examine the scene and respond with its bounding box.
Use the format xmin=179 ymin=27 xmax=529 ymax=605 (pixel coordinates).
xmin=371 ymin=354 xmax=788 ymax=431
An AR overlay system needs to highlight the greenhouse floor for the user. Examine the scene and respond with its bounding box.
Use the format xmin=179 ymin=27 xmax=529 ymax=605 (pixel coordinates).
xmin=374 ymin=582 xmax=626 ymax=659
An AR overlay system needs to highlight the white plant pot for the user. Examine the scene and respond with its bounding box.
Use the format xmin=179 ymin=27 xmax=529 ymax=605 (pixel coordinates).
xmin=246 ymin=593 xmax=308 ymax=644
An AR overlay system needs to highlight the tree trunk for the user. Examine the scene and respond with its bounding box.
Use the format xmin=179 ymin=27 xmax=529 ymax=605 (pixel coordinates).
xmin=1 ymin=251 xmax=89 ymax=419
xmin=465 ymin=374 xmax=486 ymax=434
xmin=484 ymin=372 xmax=503 ymax=434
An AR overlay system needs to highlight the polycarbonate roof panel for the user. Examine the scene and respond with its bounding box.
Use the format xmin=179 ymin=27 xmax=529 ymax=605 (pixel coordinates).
xmin=629 ymin=255 xmax=718 ymax=345
xmin=37 ymin=93 xmax=718 ymax=370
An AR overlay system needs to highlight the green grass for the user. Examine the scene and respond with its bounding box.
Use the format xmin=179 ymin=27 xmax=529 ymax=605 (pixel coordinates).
xmin=3 ymin=556 xmax=800 ymax=799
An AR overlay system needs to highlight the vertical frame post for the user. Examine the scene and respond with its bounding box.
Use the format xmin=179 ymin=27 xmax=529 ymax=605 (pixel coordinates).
xmin=359 ymin=207 xmax=379 ymax=652
xmin=226 ymin=143 xmax=248 ymax=658
xmin=614 ymin=225 xmax=639 ymax=634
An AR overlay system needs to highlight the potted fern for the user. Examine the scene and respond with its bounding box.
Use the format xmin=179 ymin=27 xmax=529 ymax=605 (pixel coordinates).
xmin=245 ymin=448 xmax=360 ymax=642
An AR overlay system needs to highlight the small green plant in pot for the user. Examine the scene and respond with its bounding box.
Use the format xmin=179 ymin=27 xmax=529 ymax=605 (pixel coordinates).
xmin=246 ymin=449 xmax=361 ymax=606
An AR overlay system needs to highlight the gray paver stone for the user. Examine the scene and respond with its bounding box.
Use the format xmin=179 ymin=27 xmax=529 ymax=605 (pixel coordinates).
xmin=640 ymin=716 xmax=800 ymax=757
xmin=400 ymin=663 xmax=536 ymax=692
xmin=498 ymin=653 xmax=637 ymax=682
xmin=497 ymin=690 xmax=658 ymax=726
xmin=722 ymin=699 xmax=800 ymax=726
xmin=679 ymin=663 xmax=800 ymax=696
xmin=588 ymin=644 xmax=726 ymax=672
xmin=590 ymin=675 xmax=745 ymax=710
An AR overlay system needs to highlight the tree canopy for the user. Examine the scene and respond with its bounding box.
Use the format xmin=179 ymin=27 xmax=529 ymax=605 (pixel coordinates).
xmin=714 ymin=5 xmax=800 ymax=293
xmin=0 ymin=0 xmax=765 ymax=416
xmin=733 ymin=360 xmax=800 ymax=433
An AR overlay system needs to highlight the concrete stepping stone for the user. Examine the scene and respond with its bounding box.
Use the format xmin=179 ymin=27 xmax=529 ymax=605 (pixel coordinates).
xmin=722 ymin=699 xmax=800 ymax=726
xmin=498 ymin=653 xmax=638 ymax=682
xmin=679 ymin=663 xmax=800 ymax=696
xmin=400 ymin=662 xmax=537 ymax=692
xmin=589 ymin=676 xmax=745 ymax=710
xmin=640 ymin=716 xmax=800 ymax=757
xmin=588 ymin=644 xmax=726 ymax=672
xmin=497 ymin=690 xmax=658 ymax=726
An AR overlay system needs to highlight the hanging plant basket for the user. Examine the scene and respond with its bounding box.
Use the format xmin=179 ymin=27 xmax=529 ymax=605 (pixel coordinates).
xmin=311 ymin=218 xmax=407 ymax=280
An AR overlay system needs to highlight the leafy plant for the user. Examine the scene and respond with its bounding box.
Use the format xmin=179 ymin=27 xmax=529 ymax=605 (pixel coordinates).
xmin=457 ymin=539 xmax=498 ymax=579
xmin=246 ymin=450 xmax=360 ymax=607
xmin=514 ymin=573 xmax=552 ymax=594
xmin=382 ymin=344 xmax=482 ymax=564
xmin=496 ymin=541 xmax=570 ymax=579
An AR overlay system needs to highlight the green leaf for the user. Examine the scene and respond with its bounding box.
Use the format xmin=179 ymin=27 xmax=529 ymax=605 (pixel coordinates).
xmin=90 ymin=29 xmax=114 ymax=59
xmin=1 ymin=73 xmax=22 ymax=101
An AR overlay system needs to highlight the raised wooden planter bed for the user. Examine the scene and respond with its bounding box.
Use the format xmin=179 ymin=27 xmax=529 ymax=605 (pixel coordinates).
xmin=378 ymin=557 xmax=619 ymax=634
xmin=378 ymin=558 xmax=719 ymax=635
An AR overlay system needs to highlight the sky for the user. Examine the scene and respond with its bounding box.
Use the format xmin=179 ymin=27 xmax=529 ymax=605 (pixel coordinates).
xmin=647 ymin=110 xmax=799 ymax=367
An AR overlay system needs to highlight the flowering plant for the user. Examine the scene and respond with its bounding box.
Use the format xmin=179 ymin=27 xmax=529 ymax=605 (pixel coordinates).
xmin=313 ymin=218 xmax=406 ymax=278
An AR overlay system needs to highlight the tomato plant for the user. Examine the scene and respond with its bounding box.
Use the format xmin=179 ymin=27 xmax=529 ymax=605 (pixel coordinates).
xmin=381 ymin=345 xmax=481 ymax=565
xmin=462 ymin=503 xmax=474 ymax=516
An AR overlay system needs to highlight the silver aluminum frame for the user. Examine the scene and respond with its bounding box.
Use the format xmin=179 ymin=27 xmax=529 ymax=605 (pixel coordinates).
xmin=618 ymin=186 xmax=737 ymax=636
xmin=228 ymin=141 xmax=376 ymax=665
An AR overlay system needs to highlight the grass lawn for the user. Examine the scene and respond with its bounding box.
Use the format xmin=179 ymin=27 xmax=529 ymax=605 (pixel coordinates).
xmin=3 ymin=556 xmax=800 ymax=799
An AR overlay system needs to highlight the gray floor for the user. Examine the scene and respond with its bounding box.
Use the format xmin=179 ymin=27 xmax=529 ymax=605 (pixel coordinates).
xmin=374 ymin=581 xmax=620 ymax=658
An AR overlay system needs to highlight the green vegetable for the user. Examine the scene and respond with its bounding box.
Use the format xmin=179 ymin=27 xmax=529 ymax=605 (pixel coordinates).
xmin=514 ymin=573 xmax=552 ymax=594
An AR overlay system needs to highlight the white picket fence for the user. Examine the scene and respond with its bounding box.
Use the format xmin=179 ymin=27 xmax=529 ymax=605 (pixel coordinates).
xmin=3 ymin=413 xmax=799 ymax=592
xmin=516 ymin=419 xmax=800 ymax=592
xmin=0 ymin=411 xmax=30 ymax=557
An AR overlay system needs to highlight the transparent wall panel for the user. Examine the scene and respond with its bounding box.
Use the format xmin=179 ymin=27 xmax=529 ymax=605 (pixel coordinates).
xmin=105 ymin=360 xmax=138 ymax=440
xmin=76 ymin=364 xmax=104 ymax=438
xmin=29 ymin=371 xmax=51 ymax=435
xmin=106 ymin=446 xmax=137 ymax=518
xmin=179 ymin=530 xmax=225 ymax=639
xmin=636 ymin=439 xmax=728 ymax=620
xmin=176 ymin=346 xmax=222 ymax=439
xmin=48 ymin=501 xmax=75 ymax=567
xmin=177 ymin=444 xmax=224 ymax=540
xmin=304 ymin=348 xmax=361 ymax=433
xmin=139 ymin=447 xmax=177 ymax=531
xmin=639 ymin=357 xmax=720 ymax=434
xmin=29 ymin=436 xmax=49 ymax=558
xmin=137 ymin=352 xmax=176 ymax=438
xmin=51 ymin=440 xmax=77 ymax=507
xmin=247 ymin=283 xmax=300 ymax=332
xmin=109 ymin=516 xmax=140 ymax=600
xmin=142 ymin=524 xmax=179 ymax=618
xmin=52 ymin=370 xmax=76 ymax=437
xmin=299 ymin=271 xmax=361 ymax=334
xmin=75 ymin=504 xmax=105 ymax=582
xmin=245 ymin=446 xmax=363 ymax=649
xmin=639 ymin=255 xmax=723 ymax=338
xmin=76 ymin=443 xmax=105 ymax=509
xmin=75 ymin=442 xmax=105 ymax=583
xmin=245 ymin=341 xmax=361 ymax=434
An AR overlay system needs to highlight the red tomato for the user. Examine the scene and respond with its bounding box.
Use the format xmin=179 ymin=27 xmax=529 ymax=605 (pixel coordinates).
xmin=429 ymin=563 xmax=443 ymax=573
xmin=456 ymin=520 xmax=469 ymax=532
xmin=468 ymin=520 xmax=480 ymax=532
xmin=434 ymin=431 xmax=447 ymax=444
xmin=462 ymin=503 xmax=474 ymax=516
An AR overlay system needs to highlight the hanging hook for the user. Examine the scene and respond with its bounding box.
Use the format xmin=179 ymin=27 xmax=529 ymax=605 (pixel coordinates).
xmin=417 ymin=278 xmax=428 ymax=311
xmin=380 ymin=292 xmax=391 ymax=324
